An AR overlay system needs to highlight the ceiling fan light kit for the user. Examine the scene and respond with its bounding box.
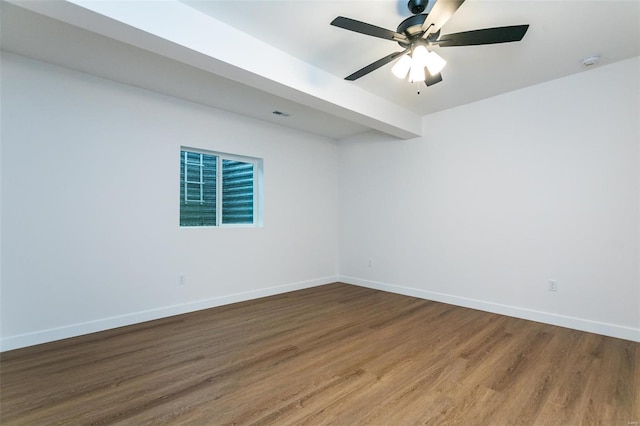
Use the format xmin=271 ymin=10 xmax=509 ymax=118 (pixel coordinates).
xmin=391 ymin=45 xmax=446 ymax=83
xmin=331 ymin=0 xmax=529 ymax=89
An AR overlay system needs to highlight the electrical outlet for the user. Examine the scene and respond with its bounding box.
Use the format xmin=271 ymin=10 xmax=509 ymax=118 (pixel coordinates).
xmin=179 ymin=274 xmax=186 ymax=286
xmin=548 ymin=280 xmax=558 ymax=292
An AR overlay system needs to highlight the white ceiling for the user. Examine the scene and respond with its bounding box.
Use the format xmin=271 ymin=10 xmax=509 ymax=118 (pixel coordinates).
xmin=2 ymin=0 xmax=639 ymax=140
xmin=184 ymin=0 xmax=640 ymax=114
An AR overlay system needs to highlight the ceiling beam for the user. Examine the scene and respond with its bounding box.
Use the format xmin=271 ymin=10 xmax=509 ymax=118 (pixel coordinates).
xmin=8 ymin=0 xmax=423 ymax=139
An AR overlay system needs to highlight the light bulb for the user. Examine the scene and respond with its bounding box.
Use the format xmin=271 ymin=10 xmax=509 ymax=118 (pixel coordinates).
xmin=391 ymin=54 xmax=412 ymax=79
xmin=425 ymin=51 xmax=446 ymax=76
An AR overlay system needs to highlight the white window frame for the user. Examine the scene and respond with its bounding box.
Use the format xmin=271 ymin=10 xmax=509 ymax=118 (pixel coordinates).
xmin=180 ymin=147 xmax=263 ymax=227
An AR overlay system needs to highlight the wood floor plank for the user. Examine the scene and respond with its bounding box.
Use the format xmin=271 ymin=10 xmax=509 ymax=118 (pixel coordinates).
xmin=1 ymin=283 xmax=637 ymax=425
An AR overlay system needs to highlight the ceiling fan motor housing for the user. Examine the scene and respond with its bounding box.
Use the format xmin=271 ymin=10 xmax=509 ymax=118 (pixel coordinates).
xmin=397 ymin=14 xmax=428 ymax=45
xmin=408 ymin=0 xmax=428 ymax=14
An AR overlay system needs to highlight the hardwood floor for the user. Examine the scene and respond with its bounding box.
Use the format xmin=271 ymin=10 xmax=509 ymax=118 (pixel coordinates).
xmin=1 ymin=283 xmax=638 ymax=425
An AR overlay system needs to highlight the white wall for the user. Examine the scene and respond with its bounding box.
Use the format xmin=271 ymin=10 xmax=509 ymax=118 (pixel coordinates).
xmin=0 ymin=52 xmax=339 ymax=350
xmin=339 ymin=57 xmax=640 ymax=341
xmin=2 ymin=52 xmax=638 ymax=351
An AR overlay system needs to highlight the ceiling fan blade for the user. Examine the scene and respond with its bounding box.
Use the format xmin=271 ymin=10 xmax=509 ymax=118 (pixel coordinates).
xmin=435 ymin=25 xmax=529 ymax=47
xmin=425 ymin=72 xmax=443 ymax=86
xmin=331 ymin=16 xmax=408 ymax=43
xmin=421 ymin=0 xmax=466 ymax=37
xmin=345 ymin=50 xmax=409 ymax=81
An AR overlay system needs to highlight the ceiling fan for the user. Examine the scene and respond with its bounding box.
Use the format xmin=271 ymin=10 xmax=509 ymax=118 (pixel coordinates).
xmin=330 ymin=0 xmax=529 ymax=87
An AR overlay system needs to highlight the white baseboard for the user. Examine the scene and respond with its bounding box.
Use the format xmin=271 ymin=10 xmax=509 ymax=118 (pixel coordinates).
xmin=339 ymin=276 xmax=640 ymax=343
xmin=0 ymin=276 xmax=338 ymax=352
xmin=5 ymin=275 xmax=637 ymax=351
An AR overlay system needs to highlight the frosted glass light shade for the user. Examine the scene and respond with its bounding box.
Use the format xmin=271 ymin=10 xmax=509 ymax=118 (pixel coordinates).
xmin=391 ymin=54 xmax=412 ymax=79
xmin=411 ymin=45 xmax=430 ymax=68
xmin=425 ymin=51 xmax=447 ymax=76
xmin=391 ymin=46 xmax=446 ymax=83
xmin=408 ymin=63 xmax=425 ymax=83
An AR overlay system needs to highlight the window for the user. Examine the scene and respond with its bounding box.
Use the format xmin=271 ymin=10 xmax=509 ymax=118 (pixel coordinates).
xmin=180 ymin=148 xmax=262 ymax=227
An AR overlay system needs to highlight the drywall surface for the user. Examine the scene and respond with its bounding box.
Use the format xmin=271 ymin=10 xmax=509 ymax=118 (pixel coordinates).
xmin=0 ymin=53 xmax=339 ymax=350
xmin=339 ymin=57 xmax=640 ymax=341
